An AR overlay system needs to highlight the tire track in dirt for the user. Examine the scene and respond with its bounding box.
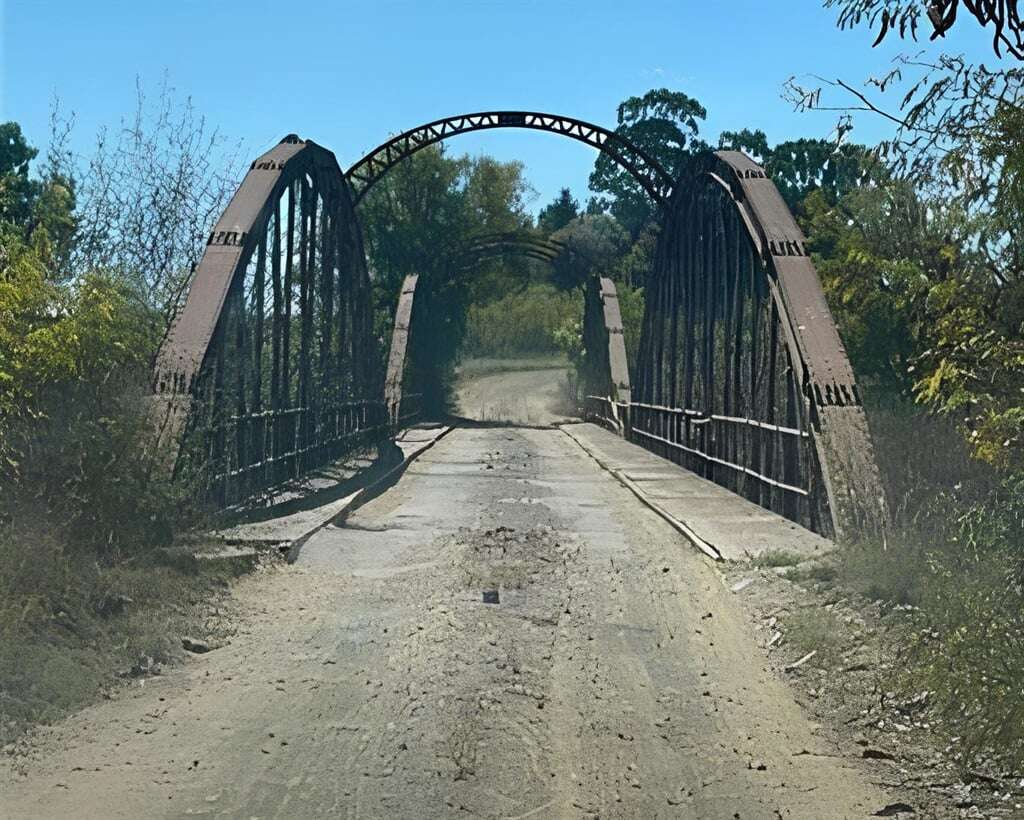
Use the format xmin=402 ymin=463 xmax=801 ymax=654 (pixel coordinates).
xmin=2 ymin=427 xmax=896 ymax=818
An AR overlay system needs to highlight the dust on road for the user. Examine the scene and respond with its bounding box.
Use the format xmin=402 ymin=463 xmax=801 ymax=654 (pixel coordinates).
xmin=1 ymin=427 xmax=892 ymax=819
xmin=454 ymin=363 xmax=575 ymax=426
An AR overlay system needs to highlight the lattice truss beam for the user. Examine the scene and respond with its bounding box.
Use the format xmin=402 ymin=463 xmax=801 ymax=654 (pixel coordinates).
xmin=345 ymin=112 xmax=674 ymax=206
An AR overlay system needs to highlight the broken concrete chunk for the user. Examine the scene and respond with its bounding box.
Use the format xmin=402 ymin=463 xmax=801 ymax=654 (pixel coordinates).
xmin=783 ymin=650 xmax=816 ymax=672
xmin=873 ymin=803 xmax=914 ymax=817
xmin=182 ymin=637 xmax=212 ymax=654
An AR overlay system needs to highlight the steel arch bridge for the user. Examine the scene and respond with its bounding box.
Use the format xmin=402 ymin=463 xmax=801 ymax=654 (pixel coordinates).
xmin=152 ymin=111 xmax=886 ymax=541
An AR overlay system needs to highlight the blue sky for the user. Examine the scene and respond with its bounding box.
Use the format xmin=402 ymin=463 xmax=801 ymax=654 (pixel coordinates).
xmin=1 ymin=0 xmax=996 ymax=214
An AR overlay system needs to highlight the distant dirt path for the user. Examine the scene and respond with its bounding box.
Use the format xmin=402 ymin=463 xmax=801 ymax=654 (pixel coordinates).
xmin=455 ymin=364 xmax=575 ymax=425
xmin=1 ymin=428 xmax=892 ymax=819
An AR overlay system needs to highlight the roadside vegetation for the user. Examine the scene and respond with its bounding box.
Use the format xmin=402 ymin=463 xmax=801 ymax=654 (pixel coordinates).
xmin=777 ymin=4 xmax=1024 ymax=770
xmin=0 ymin=91 xmax=240 ymax=743
xmin=462 ymin=284 xmax=579 ymax=360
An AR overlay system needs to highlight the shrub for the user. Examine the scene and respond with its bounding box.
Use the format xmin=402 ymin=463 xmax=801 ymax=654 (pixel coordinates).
xmin=462 ymin=284 xmax=581 ymax=359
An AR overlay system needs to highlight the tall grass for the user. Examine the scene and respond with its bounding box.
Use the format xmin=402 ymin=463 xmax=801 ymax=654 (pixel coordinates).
xmin=837 ymin=390 xmax=1024 ymax=768
xmin=0 ymin=365 xmax=213 ymax=744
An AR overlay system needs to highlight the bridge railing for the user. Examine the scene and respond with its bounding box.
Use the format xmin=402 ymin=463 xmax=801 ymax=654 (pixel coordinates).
xmin=397 ymin=392 xmax=423 ymax=427
xmin=626 ymin=401 xmax=811 ymax=520
xmin=187 ymin=398 xmax=388 ymax=506
xmin=583 ymin=395 xmax=628 ymax=436
xmin=590 ymin=150 xmax=887 ymax=540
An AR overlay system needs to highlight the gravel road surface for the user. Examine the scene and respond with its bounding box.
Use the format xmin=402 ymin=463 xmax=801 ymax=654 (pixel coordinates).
xmin=1 ymin=427 xmax=891 ymax=819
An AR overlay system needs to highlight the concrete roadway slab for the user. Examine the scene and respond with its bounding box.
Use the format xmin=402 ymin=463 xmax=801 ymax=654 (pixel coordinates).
xmin=561 ymin=422 xmax=833 ymax=562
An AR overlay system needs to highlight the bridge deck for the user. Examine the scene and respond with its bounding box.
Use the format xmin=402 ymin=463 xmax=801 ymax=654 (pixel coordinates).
xmin=562 ymin=422 xmax=833 ymax=562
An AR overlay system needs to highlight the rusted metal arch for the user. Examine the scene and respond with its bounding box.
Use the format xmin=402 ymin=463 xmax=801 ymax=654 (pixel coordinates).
xmin=382 ymin=267 xmax=628 ymax=434
xmin=631 ymin=149 xmax=886 ymax=540
xmin=345 ymin=111 xmax=674 ymax=207
xmin=454 ymin=232 xmax=567 ymax=270
xmin=460 ymin=231 xmax=566 ymax=259
xmin=152 ymin=135 xmax=381 ymax=503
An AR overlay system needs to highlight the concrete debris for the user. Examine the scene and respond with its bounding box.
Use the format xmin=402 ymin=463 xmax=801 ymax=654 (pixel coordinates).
xmin=181 ymin=637 xmax=212 ymax=654
xmin=784 ymin=651 xmax=817 ymax=672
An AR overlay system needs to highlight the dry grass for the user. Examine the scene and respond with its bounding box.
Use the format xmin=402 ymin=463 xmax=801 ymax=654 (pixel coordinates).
xmin=783 ymin=609 xmax=849 ymax=668
xmin=751 ymin=549 xmax=804 ymax=569
xmin=819 ymin=391 xmax=1024 ymax=768
xmin=0 ymin=527 xmax=249 ymax=745
xmin=0 ymin=381 xmax=243 ymax=746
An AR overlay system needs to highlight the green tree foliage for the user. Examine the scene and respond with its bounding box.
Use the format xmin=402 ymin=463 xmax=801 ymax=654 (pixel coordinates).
xmin=537 ymin=188 xmax=579 ymax=233
xmin=589 ymin=88 xmax=708 ymax=236
xmin=0 ymin=121 xmax=76 ymax=267
xmin=359 ymin=144 xmax=536 ymax=412
xmin=799 ymin=182 xmax=960 ymax=389
xmin=0 ymin=231 xmax=146 ymax=432
xmin=803 ymin=175 xmax=1024 ymax=470
xmin=784 ymin=5 xmax=1024 ymax=768
xmin=462 ymin=284 xmax=579 ymax=358
xmin=786 ymin=51 xmax=1024 ymax=470
xmin=0 ymin=123 xmax=39 ymax=229
xmin=549 ymin=214 xmax=629 ymax=291
xmin=2 ymin=108 xmax=216 ymax=559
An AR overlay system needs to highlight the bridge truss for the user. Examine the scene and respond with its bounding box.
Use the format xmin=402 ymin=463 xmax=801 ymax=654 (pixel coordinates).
xmin=345 ymin=111 xmax=674 ymax=206
xmin=153 ymin=136 xmax=380 ymax=505
xmin=616 ymin=151 xmax=886 ymax=539
xmin=154 ymin=114 xmax=885 ymax=539
xmin=454 ymin=231 xmax=567 ymax=269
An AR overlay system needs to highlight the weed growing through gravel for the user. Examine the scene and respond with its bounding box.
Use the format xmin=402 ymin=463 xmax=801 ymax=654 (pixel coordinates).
xmin=784 ymin=609 xmax=849 ymax=667
xmin=752 ymin=550 xmax=804 ymax=569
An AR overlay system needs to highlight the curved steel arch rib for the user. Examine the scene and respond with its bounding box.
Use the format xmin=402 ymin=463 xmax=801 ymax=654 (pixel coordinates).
xmin=345 ymin=111 xmax=674 ymax=206
xmin=455 ymin=232 xmax=567 ymax=269
xmin=153 ymin=135 xmax=381 ymax=503
xmin=632 ymin=149 xmax=886 ymax=539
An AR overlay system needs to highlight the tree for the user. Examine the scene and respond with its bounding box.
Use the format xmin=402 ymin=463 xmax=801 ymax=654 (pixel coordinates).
xmin=360 ymin=144 xmax=535 ymax=301
xmin=800 ymin=183 xmax=954 ymax=388
xmin=825 ymin=0 xmax=1024 ymax=59
xmin=537 ymin=188 xmax=579 ymax=233
xmin=786 ymin=24 xmax=1024 ymax=469
xmin=0 ymin=123 xmax=38 ymax=229
xmin=48 ymin=83 xmax=241 ymax=322
xmin=358 ymin=144 xmax=536 ymax=412
xmin=549 ymin=214 xmax=629 ymax=291
xmin=589 ymin=88 xmax=708 ymax=236
xmin=0 ymin=121 xmax=76 ymax=266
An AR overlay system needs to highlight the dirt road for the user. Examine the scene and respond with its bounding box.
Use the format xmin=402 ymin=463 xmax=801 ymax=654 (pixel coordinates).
xmin=1 ymin=427 xmax=892 ymax=819
xmin=455 ymin=364 xmax=574 ymax=425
